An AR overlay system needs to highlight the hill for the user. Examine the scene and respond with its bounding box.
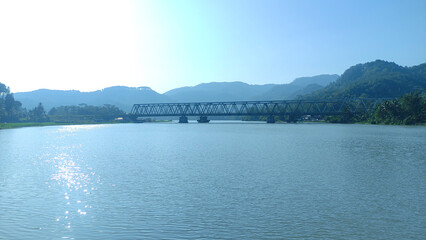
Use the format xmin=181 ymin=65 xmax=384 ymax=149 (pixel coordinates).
xmin=14 ymin=86 xmax=169 ymax=112
xmin=258 ymin=74 xmax=338 ymax=100
xmin=165 ymin=75 xmax=338 ymax=102
xmin=164 ymin=82 xmax=275 ymax=102
xmin=290 ymin=74 xmax=340 ymax=87
xmin=304 ymin=60 xmax=426 ymax=99
xmin=13 ymin=75 xmax=338 ymax=112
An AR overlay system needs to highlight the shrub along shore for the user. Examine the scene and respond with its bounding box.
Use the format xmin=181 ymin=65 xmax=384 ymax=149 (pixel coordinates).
xmin=325 ymin=92 xmax=425 ymax=125
xmin=1 ymin=83 xmax=424 ymax=130
xmin=0 ymin=121 xmax=123 ymax=130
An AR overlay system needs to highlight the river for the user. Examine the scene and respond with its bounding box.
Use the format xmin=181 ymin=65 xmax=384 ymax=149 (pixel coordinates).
xmin=0 ymin=122 xmax=425 ymax=239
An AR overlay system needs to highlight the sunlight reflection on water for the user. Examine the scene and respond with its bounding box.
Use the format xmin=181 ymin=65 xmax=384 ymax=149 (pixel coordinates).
xmin=47 ymin=137 xmax=100 ymax=231
xmin=1 ymin=123 xmax=424 ymax=239
xmin=57 ymin=124 xmax=106 ymax=134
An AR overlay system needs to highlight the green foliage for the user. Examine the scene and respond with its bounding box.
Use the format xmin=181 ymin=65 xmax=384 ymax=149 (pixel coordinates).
xmin=325 ymin=105 xmax=356 ymax=123
xmin=0 ymin=122 xmax=62 ymax=129
xmin=29 ymin=103 xmax=49 ymax=122
xmin=48 ymin=104 xmax=125 ymax=123
xmin=304 ymin=60 xmax=426 ymax=99
xmin=0 ymin=91 xmax=24 ymax=122
xmin=1 ymin=81 xmax=126 ymax=125
xmin=323 ymin=92 xmax=425 ymax=125
xmin=0 ymin=82 xmax=9 ymax=95
xmin=373 ymin=92 xmax=425 ymax=125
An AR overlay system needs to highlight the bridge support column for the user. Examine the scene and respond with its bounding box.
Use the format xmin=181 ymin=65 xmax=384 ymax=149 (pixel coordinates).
xmin=266 ymin=115 xmax=275 ymax=123
xmin=197 ymin=116 xmax=210 ymax=123
xmin=179 ymin=116 xmax=188 ymax=123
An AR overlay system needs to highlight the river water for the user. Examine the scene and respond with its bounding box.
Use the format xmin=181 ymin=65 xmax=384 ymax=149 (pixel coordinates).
xmin=0 ymin=122 xmax=425 ymax=239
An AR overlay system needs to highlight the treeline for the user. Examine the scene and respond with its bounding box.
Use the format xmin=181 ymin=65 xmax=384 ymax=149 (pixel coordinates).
xmin=1 ymin=82 xmax=126 ymax=124
xmin=372 ymin=92 xmax=425 ymax=125
xmin=1 ymin=82 xmax=30 ymax=122
xmin=48 ymin=104 xmax=125 ymax=123
xmin=327 ymin=92 xmax=425 ymax=125
xmin=242 ymin=92 xmax=425 ymax=125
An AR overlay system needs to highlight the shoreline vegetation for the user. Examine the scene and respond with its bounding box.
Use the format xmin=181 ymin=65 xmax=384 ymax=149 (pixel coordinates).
xmin=0 ymin=119 xmax=173 ymax=130
xmin=1 ymin=60 xmax=425 ymax=129
xmin=1 ymin=92 xmax=425 ymax=130
xmin=242 ymin=92 xmax=425 ymax=125
xmin=326 ymin=92 xmax=425 ymax=125
xmin=0 ymin=122 xmax=109 ymax=129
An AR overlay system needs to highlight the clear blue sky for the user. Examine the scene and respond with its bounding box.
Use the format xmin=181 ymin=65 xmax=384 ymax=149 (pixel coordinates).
xmin=0 ymin=0 xmax=425 ymax=93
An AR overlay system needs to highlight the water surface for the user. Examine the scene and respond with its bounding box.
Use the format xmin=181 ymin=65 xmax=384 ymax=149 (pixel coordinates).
xmin=0 ymin=123 xmax=425 ymax=239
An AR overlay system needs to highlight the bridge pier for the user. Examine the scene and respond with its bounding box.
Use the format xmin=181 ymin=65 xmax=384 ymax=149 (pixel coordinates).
xmin=266 ymin=115 xmax=275 ymax=123
xmin=197 ymin=116 xmax=210 ymax=123
xmin=179 ymin=116 xmax=188 ymax=123
xmin=130 ymin=99 xmax=384 ymax=122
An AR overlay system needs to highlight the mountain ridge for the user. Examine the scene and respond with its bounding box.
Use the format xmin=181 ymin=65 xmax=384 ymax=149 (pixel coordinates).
xmin=13 ymin=60 xmax=425 ymax=113
xmin=303 ymin=60 xmax=426 ymax=99
xmin=14 ymin=86 xmax=170 ymax=112
xmin=14 ymin=75 xmax=338 ymax=112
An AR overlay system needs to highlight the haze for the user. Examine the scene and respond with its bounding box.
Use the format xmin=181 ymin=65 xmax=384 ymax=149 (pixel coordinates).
xmin=0 ymin=0 xmax=425 ymax=93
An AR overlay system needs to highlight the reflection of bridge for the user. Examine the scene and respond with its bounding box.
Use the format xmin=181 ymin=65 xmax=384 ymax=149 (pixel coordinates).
xmin=130 ymin=99 xmax=387 ymax=123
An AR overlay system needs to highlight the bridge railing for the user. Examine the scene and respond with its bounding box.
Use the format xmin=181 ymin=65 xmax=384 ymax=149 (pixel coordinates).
xmin=129 ymin=98 xmax=389 ymax=117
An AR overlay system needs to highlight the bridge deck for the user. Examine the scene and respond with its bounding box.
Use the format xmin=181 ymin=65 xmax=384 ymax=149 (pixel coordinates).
xmin=130 ymin=99 xmax=385 ymax=118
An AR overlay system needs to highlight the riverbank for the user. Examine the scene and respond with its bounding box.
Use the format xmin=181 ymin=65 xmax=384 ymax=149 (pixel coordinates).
xmin=0 ymin=120 xmax=173 ymax=130
xmin=0 ymin=122 xmax=64 ymax=129
xmin=1 ymin=119 xmax=423 ymax=130
xmin=0 ymin=122 xmax=121 ymax=130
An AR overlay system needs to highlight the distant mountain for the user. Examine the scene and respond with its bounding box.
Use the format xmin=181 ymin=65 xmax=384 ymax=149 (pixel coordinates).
xmin=164 ymin=82 xmax=276 ymax=102
xmin=165 ymin=75 xmax=338 ymax=102
xmin=11 ymin=60 xmax=426 ymax=113
xmin=288 ymin=84 xmax=324 ymax=99
xmin=303 ymin=60 xmax=426 ymax=99
xmin=256 ymin=74 xmax=338 ymax=100
xmin=14 ymin=75 xmax=338 ymax=112
xmin=255 ymin=84 xmax=302 ymax=100
xmin=15 ymin=86 xmax=169 ymax=112
xmin=290 ymin=74 xmax=339 ymax=87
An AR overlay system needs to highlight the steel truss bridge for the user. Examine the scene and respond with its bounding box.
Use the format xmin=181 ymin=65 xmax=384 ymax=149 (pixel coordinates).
xmin=130 ymin=98 xmax=387 ymax=123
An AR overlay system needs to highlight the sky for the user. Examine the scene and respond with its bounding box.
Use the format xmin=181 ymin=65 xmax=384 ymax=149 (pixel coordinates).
xmin=0 ymin=0 xmax=425 ymax=93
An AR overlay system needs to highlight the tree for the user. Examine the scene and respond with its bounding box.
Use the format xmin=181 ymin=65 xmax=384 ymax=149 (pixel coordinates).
xmin=29 ymin=103 xmax=49 ymax=122
xmin=2 ymin=93 xmax=22 ymax=122
xmin=373 ymin=92 xmax=425 ymax=125
xmin=0 ymin=82 xmax=9 ymax=95
xmin=48 ymin=104 xmax=125 ymax=123
xmin=400 ymin=92 xmax=424 ymax=124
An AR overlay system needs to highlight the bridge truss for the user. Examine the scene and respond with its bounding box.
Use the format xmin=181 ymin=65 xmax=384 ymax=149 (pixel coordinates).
xmin=130 ymin=99 xmax=386 ymax=120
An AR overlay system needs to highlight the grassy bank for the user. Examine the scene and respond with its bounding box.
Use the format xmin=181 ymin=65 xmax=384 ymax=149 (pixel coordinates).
xmin=0 ymin=122 xmax=114 ymax=130
xmin=0 ymin=120 xmax=174 ymax=130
